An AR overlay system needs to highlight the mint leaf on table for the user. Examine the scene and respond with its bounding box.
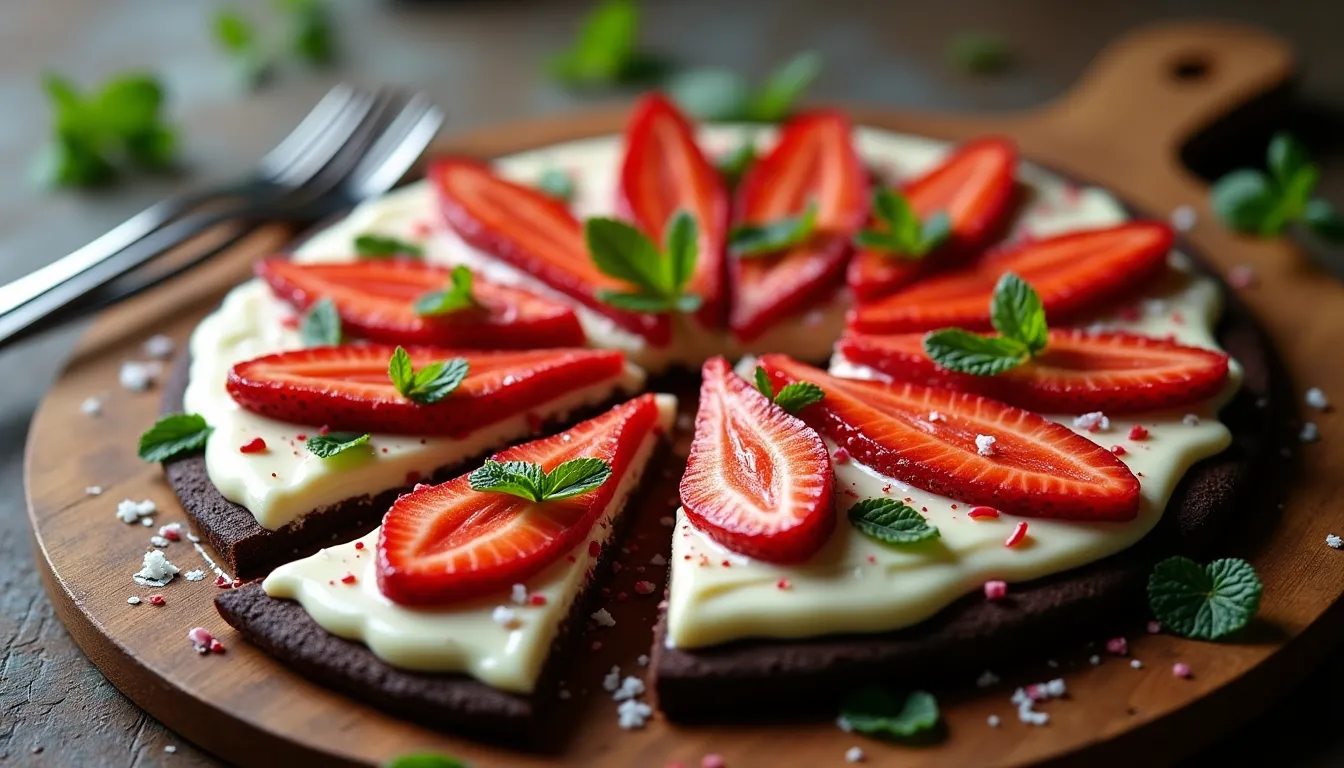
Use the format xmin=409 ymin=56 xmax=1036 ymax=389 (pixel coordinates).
xmin=669 ymin=51 xmax=822 ymax=123
xmin=853 ymin=188 xmax=951 ymax=259
xmin=1147 ymin=556 xmax=1262 ymax=640
xmin=587 ymin=210 xmax=702 ymax=313
xmin=38 ymin=72 xmax=178 ymax=188
xmin=383 ymin=754 xmax=471 ymax=768
xmin=139 ymin=414 xmax=213 ymax=462
xmin=729 ymin=202 xmax=817 ymax=257
xmin=300 ymin=297 xmax=343 ymax=346
xmin=468 ymin=458 xmax=611 ymax=502
xmin=414 ymin=266 xmax=476 ymax=316
xmin=355 ymin=233 xmax=424 ymax=259
xmin=839 ymin=688 xmax=941 ymax=740
xmin=278 ymin=0 xmax=336 ymax=65
xmin=1210 ymin=131 xmax=1341 ymax=241
xmin=848 ymin=498 xmax=939 ymax=544
xmin=388 ymin=346 xmax=470 ymax=405
xmin=537 ymin=167 xmax=576 ymax=202
xmin=1305 ymin=199 xmax=1344 ymax=243
xmin=213 ymin=8 xmax=269 ymax=87
xmin=548 ymin=0 xmax=663 ymax=88
xmin=748 ymin=51 xmax=823 ymax=123
xmin=947 ymin=31 xmax=1012 ymax=75
xmin=306 ymin=431 xmax=370 ymax=458
xmin=752 ymin=366 xmax=823 ymax=415
xmin=922 ymin=272 xmax=1047 ymax=375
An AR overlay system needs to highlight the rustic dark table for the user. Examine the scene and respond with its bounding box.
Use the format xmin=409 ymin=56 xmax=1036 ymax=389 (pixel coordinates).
xmin=3 ymin=1 xmax=1342 ymax=765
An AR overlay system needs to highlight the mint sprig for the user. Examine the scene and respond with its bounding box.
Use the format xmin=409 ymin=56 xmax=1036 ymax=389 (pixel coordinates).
xmin=753 ymin=366 xmax=824 ymax=415
xmin=1210 ymin=132 xmax=1343 ymax=242
xmin=948 ymin=31 xmax=1012 ymax=75
xmin=587 ymin=210 xmax=702 ymax=314
xmin=1147 ymin=556 xmax=1262 ymax=640
xmin=468 ymin=458 xmax=612 ymax=502
xmin=306 ymin=431 xmax=370 ymax=458
xmin=383 ymin=754 xmax=471 ymax=768
xmin=668 ymin=51 xmax=822 ymax=123
xmin=716 ymin=141 xmax=757 ymax=187
xmin=922 ymin=272 xmax=1046 ymax=376
xmin=854 ymin=188 xmax=951 ymax=259
xmin=538 ymin=168 xmax=576 ymax=202
xmin=38 ymin=73 xmax=177 ymax=188
xmin=354 ymin=233 xmax=424 ymax=259
xmin=414 ymin=266 xmax=476 ymax=316
xmin=213 ymin=9 xmax=269 ymax=87
xmin=300 ymin=297 xmax=342 ymax=347
xmin=729 ymin=202 xmax=818 ymax=258
xmin=839 ymin=688 xmax=940 ymax=741
xmin=848 ymin=498 xmax=939 ymax=544
xmin=211 ymin=0 xmax=334 ymax=90
xmin=388 ymin=346 xmax=469 ymax=405
xmin=139 ymin=413 xmax=213 ymax=462
xmin=548 ymin=0 xmax=663 ymax=89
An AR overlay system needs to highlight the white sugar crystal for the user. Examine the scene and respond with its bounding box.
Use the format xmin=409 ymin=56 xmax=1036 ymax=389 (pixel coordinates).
xmin=141 ymin=517 xmax=154 ymax=527
xmin=511 ymin=583 xmax=528 ymax=604
xmin=591 ymin=608 xmax=616 ymax=627
xmin=1019 ymin=707 xmax=1049 ymax=726
xmin=118 ymin=360 xmax=160 ymax=392
xmin=649 ymin=554 xmax=667 ymax=567
xmin=1170 ymin=204 xmax=1197 ymax=232
xmin=133 ymin=550 xmax=179 ymax=586
xmin=1073 ymin=411 xmax=1110 ymax=432
xmin=1130 ymin=659 xmax=1144 ymax=669
xmin=1141 ymin=298 xmax=1170 ymax=316
xmin=976 ymin=670 xmax=1000 ymax=688
xmin=164 ymin=745 xmax=177 ymax=754
xmin=85 ymin=486 xmax=103 ymax=496
xmin=557 ymin=689 xmax=572 ymax=700
xmin=612 ymin=675 xmax=645 ymax=702
xmin=116 ymin=499 xmax=156 ymax=524
xmin=975 ymin=434 xmax=997 ymax=456
xmin=127 ymin=596 xmax=142 ymax=605
xmin=637 ymin=654 xmax=650 ymax=667
xmin=659 ymin=516 xmax=675 ymax=527
xmin=1182 ymin=413 xmax=1201 ymax=426
xmin=617 ymin=699 xmax=653 ymax=729
xmin=184 ymin=569 xmax=206 ymax=581
xmin=987 ymin=714 xmax=1001 ymax=727
xmin=1328 ymin=535 xmax=1343 ymax=549
xmin=150 ymin=536 xmax=170 ymax=548
xmin=1010 ymin=687 xmax=1029 ymax=706
xmin=845 ymin=746 xmax=866 ymax=763
xmin=143 ymin=334 xmax=175 ymax=359
xmin=1306 ymin=388 xmax=1330 ymax=411
xmin=80 ymin=397 xmax=102 ymax=416
xmin=1044 ymin=678 xmax=1066 ymax=697
xmin=1089 ymin=654 xmax=1102 ymax=665
xmin=490 ymin=605 xmax=519 ymax=628
xmin=1300 ymin=422 xmax=1320 ymax=443
xmin=602 ymin=666 xmax=621 ymax=692
xmin=928 ymin=411 xmax=944 ymax=423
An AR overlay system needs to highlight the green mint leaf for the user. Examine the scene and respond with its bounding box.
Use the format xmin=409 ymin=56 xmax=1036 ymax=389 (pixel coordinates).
xmin=354 ymin=233 xmax=424 ymax=259
xmin=596 ymin=290 xmax=681 ymax=313
xmin=1147 ymin=556 xmax=1262 ymax=640
xmin=748 ymin=51 xmax=822 ymax=122
xmin=96 ymin=75 xmax=165 ymax=139
xmin=989 ymin=272 xmax=1047 ymax=353
xmin=214 ymin=9 xmax=255 ymax=53
xmin=586 ymin=216 xmax=668 ymax=293
xmin=388 ymin=345 xmax=415 ymax=394
xmin=948 ymin=31 xmax=1011 ymax=75
xmin=306 ymin=431 xmax=370 ymax=458
xmin=667 ymin=68 xmax=753 ymax=122
xmin=1267 ymin=131 xmax=1309 ymax=186
xmin=729 ymin=202 xmax=818 ymax=257
xmin=920 ymin=211 xmax=952 ymax=252
xmin=538 ymin=167 xmax=576 ymax=202
xmin=848 ymin=498 xmax=939 ymax=544
xmin=138 ymin=413 xmax=213 ymax=462
xmin=541 ymin=458 xmax=612 ymax=500
xmin=469 ymin=460 xmax=545 ymax=502
xmin=839 ymin=688 xmax=940 ymax=740
xmin=300 ymin=297 xmax=342 ymax=347
xmin=857 ymin=190 xmax=949 ymax=258
xmin=923 ymin=329 xmax=1029 ymax=376
xmin=279 ymin=0 xmax=335 ymax=65
xmin=406 ymin=357 xmax=470 ymax=404
xmin=1305 ymin=198 xmax=1344 ymax=243
xmin=1210 ymin=169 xmax=1279 ymax=235
xmin=1277 ymin=163 xmax=1320 ymax=227
xmin=414 ymin=266 xmax=476 ymax=316
xmin=873 ymin=187 xmax=921 ymax=245
xmin=123 ymin=123 xmax=177 ymax=170
xmin=852 ymin=230 xmax=905 ymax=252
xmin=383 ymin=753 xmax=471 ymax=768
xmin=716 ymin=141 xmax=757 ymax=187
xmin=773 ymin=382 xmax=825 ymax=415
xmin=663 ymin=209 xmax=699 ymax=293
xmin=753 ymin=365 xmax=775 ymax=401
xmin=40 ymin=71 xmax=178 ymax=187
xmin=548 ymin=0 xmax=640 ymax=87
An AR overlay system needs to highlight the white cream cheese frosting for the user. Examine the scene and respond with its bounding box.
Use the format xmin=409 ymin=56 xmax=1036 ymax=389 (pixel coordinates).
xmin=262 ymin=394 xmax=677 ymax=692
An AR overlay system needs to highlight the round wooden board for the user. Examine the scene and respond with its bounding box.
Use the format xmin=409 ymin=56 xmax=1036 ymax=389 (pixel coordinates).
xmin=25 ymin=21 xmax=1344 ymax=768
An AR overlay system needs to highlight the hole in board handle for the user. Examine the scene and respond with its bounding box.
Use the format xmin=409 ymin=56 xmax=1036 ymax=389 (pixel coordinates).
xmin=1171 ymin=54 xmax=1212 ymax=82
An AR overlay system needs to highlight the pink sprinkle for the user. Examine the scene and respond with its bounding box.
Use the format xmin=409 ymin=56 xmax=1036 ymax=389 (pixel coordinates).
xmin=984 ymin=580 xmax=1007 ymax=600
xmin=341 ymin=573 xmax=356 ymax=585
xmin=280 ymin=315 xmax=299 ymax=329
xmin=776 ymin=578 xmax=792 ymax=590
xmin=590 ymin=641 xmax=603 ymax=652
xmin=702 ymin=755 xmax=726 ymax=768
xmin=149 ymin=594 xmax=166 ymax=606
xmin=319 ymin=424 xmax=331 ymax=435
xmin=214 ymin=575 xmax=231 ymax=588
xmin=611 ymin=562 xmax=623 ymax=574
xmin=866 ymin=554 xmax=876 ymax=564
xmin=1111 ymin=445 xmax=1127 ymax=456
xmin=832 ymin=447 xmax=851 ymax=464
xmin=1106 ymin=636 xmax=1129 ymax=656
xmin=239 ymin=437 xmax=267 ymax=454
xmin=209 ymin=639 xmax=226 ymax=654
xmin=635 ymin=580 xmax=656 ymax=595
xmin=188 ymin=627 xmax=214 ymax=654
xmin=158 ymin=524 xmax=181 ymax=542
xmin=354 ymin=541 xmax=365 ymax=550
xmin=588 ymin=541 xmax=601 ymax=558
xmin=968 ymin=505 xmax=1000 ymax=520
xmin=1147 ymin=620 xmax=1162 ymax=634
xmin=1171 ymin=310 xmax=1185 ymax=325
xmin=1172 ymin=662 xmax=1192 ymax=678
xmin=1004 ymin=521 xmax=1028 ymax=548
xmin=529 ymin=594 xmax=547 ymax=606
xmin=1026 ymin=683 xmax=1045 ymax=701
xmin=1129 ymin=424 xmax=1149 ymax=440
xmin=1228 ymin=264 xmax=1257 ymax=289
xmin=411 ymin=220 xmax=434 ymax=237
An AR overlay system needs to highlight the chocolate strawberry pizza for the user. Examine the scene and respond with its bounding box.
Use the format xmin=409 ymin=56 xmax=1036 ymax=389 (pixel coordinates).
xmin=139 ymin=92 xmax=1277 ymax=741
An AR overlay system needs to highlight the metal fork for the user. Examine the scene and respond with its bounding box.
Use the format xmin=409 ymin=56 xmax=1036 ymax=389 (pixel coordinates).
xmin=0 ymin=91 xmax=444 ymax=348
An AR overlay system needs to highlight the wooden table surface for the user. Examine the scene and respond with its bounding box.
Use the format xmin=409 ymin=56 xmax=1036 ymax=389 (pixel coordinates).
xmin=3 ymin=1 xmax=1343 ymax=765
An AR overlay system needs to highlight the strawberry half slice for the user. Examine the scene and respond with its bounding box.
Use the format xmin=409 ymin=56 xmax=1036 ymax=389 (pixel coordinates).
xmin=847 ymin=137 xmax=1018 ymax=301
xmin=430 ymin=158 xmax=672 ymax=346
xmin=618 ymin=93 xmax=730 ymax=330
xmin=377 ymin=394 xmax=665 ymax=606
xmin=679 ymin=357 xmax=835 ymax=563
xmin=758 ymin=355 xmax=1140 ymax=521
xmin=837 ymin=329 xmax=1230 ymax=413
xmin=848 ymin=222 xmax=1174 ymax=335
xmin=730 ymin=110 xmax=867 ymax=342
xmin=227 ymin=345 xmax=628 ymax=435
xmin=258 ymin=258 xmax=586 ymax=349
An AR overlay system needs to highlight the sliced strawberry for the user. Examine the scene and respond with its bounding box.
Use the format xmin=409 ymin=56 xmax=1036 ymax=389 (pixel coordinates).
xmin=377 ymin=394 xmax=663 ymax=606
xmin=430 ymin=158 xmax=671 ymax=346
xmin=678 ymin=357 xmax=835 ymax=563
xmin=848 ymin=222 xmax=1174 ymax=335
xmin=836 ymin=329 xmax=1230 ymax=413
xmin=618 ymin=93 xmax=730 ymax=330
xmin=730 ymin=110 xmax=868 ymax=342
xmin=758 ymin=355 xmax=1140 ymax=520
xmin=227 ymin=345 xmax=627 ymax=436
xmin=847 ymin=137 xmax=1018 ymax=301
xmin=257 ymin=258 xmax=585 ymax=349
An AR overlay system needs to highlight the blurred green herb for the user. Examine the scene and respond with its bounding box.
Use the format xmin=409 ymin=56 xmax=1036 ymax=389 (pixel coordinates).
xmin=1210 ymin=132 xmax=1343 ymax=242
xmin=37 ymin=72 xmax=177 ymax=188
xmin=716 ymin=140 xmax=757 ymax=187
xmin=668 ymin=51 xmax=822 ymax=122
xmin=538 ymin=168 xmax=577 ymax=202
xmin=213 ymin=9 xmax=269 ymax=87
xmin=948 ymin=31 xmax=1012 ymax=75
xmin=212 ymin=0 xmax=335 ymax=90
xmin=278 ymin=0 xmax=336 ymax=65
xmin=549 ymin=0 xmax=663 ymax=88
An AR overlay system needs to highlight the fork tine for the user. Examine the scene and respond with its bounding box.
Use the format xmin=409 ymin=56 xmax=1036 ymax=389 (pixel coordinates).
xmin=270 ymin=87 xmax=388 ymax=190
xmin=255 ymin=84 xmax=357 ymax=183
xmin=346 ymin=93 xmax=445 ymax=200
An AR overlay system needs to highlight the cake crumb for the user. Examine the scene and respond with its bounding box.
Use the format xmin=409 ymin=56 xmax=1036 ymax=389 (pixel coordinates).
xmin=983 ymin=580 xmax=1007 ymax=600
xmin=1089 ymin=654 xmax=1102 ymax=666
xmin=1306 ymin=388 xmax=1330 ymax=411
xmin=701 ymin=754 xmax=726 ymax=768
xmin=975 ymin=434 xmax=997 ymax=456
xmin=591 ymin=608 xmax=616 ymax=627
xmin=844 ymin=745 xmax=866 ymax=763
xmin=1300 ymin=422 xmax=1320 ymax=443
xmin=1328 ymin=535 xmax=1342 ymax=550
xmin=150 ymin=535 xmax=170 ymax=548
xmin=1105 ymin=637 xmax=1128 ymax=656
xmin=80 ymin=396 xmax=102 ymax=416
xmin=1228 ymin=264 xmax=1257 ymax=289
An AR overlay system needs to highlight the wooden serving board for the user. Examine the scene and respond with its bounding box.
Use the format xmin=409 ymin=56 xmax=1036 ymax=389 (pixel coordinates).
xmin=25 ymin=21 xmax=1344 ymax=767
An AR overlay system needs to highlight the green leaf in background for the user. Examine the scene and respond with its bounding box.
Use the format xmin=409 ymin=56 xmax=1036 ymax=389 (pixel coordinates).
xmin=663 ymin=210 xmax=698 ymax=290
xmin=948 ymin=31 xmax=1012 ymax=75
xmin=414 ymin=266 xmax=477 ymax=316
xmin=138 ymin=413 xmax=213 ymax=462
xmin=1209 ymin=131 xmax=1341 ymax=241
xmin=37 ymin=72 xmax=178 ymax=188
xmin=213 ymin=8 xmax=270 ymax=87
xmin=716 ymin=140 xmax=757 ymax=187
xmin=854 ymin=188 xmax=950 ymax=259
xmin=383 ymin=753 xmax=471 ymax=768
xmin=729 ymin=202 xmax=817 ymax=257
xmin=848 ymin=498 xmax=939 ymax=545
xmin=1210 ymin=169 xmax=1278 ymax=234
xmin=354 ymin=233 xmax=425 ymax=259
xmin=839 ymin=688 xmax=941 ymax=740
xmin=1305 ymin=198 xmax=1344 ymax=243
xmin=278 ymin=0 xmax=336 ymax=65
xmin=537 ymin=167 xmax=577 ymax=202
xmin=306 ymin=431 xmax=370 ymax=459
xmin=669 ymin=52 xmax=823 ymax=123
xmin=1147 ymin=556 xmax=1262 ymax=640
xmin=300 ymin=297 xmax=343 ymax=347
xmin=549 ymin=0 xmax=651 ymax=88
xmin=749 ymin=51 xmax=823 ymax=122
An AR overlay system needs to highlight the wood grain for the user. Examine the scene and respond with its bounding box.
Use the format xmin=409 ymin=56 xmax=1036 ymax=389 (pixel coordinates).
xmin=23 ymin=21 xmax=1344 ymax=767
